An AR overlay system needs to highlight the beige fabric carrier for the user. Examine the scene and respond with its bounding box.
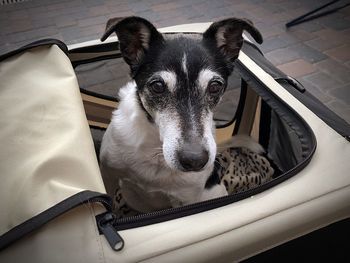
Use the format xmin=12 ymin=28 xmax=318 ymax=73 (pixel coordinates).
xmin=0 ymin=44 xmax=108 ymax=262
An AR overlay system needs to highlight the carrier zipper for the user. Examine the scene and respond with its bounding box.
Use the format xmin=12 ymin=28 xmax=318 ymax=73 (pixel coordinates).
xmin=93 ymin=190 xmax=261 ymax=252
xmin=91 ymin=197 xmax=125 ymax=251
xmin=89 ymin=196 xmax=125 ymax=251
xmin=95 ymin=146 xmax=315 ymax=252
xmin=114 ymin=155 xmax=311 ymax=228
xmin=97 ymin=212 xmax=125 ymax=251
xmin=96 ymin=190 xmax=258 ymax=252
xmin=95 ymin=190 xmax=253 ymax=252
xmin=111 ymin=185 xmax=272 ymax=230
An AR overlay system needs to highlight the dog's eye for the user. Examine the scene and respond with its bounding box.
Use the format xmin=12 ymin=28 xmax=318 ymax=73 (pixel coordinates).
xmin=208 ymin=80 xmax=224 ymax=95
xmin=149 ymin=80 xmax=166 ymax=94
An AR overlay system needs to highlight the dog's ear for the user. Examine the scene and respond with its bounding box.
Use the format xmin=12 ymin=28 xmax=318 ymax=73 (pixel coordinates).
xmin=203 ymin=18 xmax=263 ymax=63
xmin=101 ymin=16 xmax=164 ymax=67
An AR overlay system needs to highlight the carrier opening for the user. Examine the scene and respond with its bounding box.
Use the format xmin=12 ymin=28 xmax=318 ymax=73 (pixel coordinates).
xmin=72 ymin=40 xmax=316 ymax=228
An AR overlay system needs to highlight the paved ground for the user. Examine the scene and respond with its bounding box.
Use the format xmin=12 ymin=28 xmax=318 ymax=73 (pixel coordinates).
xmin=1 ymin=0 xmax=349 ymax=123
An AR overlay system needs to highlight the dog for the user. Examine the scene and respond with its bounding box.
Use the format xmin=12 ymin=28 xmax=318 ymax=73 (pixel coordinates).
xmin=99 ymin=16 xmax=263 ymax=213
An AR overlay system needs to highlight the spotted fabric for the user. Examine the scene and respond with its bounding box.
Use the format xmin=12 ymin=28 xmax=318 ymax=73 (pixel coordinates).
xmin=216 ymin=147 xmax=274 ymax=194
xmin=113 ymin=147 xmax=274 ymax=218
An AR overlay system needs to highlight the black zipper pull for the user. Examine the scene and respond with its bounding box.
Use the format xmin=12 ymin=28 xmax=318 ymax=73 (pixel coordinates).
xmin=97 ymin=212 xmax=124 ymax=251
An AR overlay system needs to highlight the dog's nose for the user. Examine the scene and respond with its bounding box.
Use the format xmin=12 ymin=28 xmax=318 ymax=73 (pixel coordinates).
xmin=177 ymin=143 xmax=209 ymax=172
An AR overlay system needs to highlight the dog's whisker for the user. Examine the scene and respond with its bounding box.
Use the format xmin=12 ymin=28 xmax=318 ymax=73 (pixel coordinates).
xmin=143 ymin=147 xmax=163 ymax=150
xmin=150 ymin=152 xmax=164 ymax=160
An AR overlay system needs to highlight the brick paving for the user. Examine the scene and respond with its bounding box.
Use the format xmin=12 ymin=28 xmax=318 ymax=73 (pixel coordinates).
xmin=0 ymin=0 xmax=349 ymax=124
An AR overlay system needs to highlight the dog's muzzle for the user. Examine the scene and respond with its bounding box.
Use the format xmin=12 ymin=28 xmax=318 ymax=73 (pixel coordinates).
xmin=177 ymin=142 xmax=209 ymax=172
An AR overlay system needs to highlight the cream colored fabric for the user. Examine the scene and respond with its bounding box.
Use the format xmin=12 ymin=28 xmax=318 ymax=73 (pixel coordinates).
xmin=0 ymin=45 xmax=105 ymax=237
xmin=0 ymin=203 xmax=107 ymax=263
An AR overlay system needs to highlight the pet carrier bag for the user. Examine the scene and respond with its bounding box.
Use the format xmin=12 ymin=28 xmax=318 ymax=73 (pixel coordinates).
xmin=1 ymin=23 xmax=350 ymax=262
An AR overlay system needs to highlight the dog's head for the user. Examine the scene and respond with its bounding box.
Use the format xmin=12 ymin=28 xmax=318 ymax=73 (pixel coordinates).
xmin=101 ymin=17 xmax=262 ymax=172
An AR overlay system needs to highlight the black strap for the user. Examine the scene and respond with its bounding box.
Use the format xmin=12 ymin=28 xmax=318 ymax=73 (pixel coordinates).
xmin=0 ymin=190 xmax=112 ymax=251
xmin=232 ymin=79 xmax=248 ymax=135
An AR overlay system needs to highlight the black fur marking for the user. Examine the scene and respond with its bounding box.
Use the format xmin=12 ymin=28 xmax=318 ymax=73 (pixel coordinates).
xmin=223 ymin=180 xmax=228 ymax=188
xmin=205 ymin=158 xmax=222 ymax=189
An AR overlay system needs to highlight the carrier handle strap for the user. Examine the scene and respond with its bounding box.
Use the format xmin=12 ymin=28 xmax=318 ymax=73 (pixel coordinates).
xmin=0 ymin=190 xmax=112 ymax=251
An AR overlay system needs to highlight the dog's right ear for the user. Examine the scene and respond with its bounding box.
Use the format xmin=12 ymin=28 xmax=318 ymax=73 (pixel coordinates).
xmin=203 ymin=18 xmax=263 ymax=64
xmin=101 ymin=16 xmax=164 ymax=68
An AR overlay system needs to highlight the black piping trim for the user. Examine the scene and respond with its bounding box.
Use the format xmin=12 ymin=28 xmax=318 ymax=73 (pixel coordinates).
xmin=234 ymin=60 xmax=316 ymax=159
xmin=233 ymin=79 xmax=248 ymax=134
xmin=281 ymin=83 xmax=350 ymax=138
xmin=89 ymin=124 xmax=107 ymax=131
xmin=69 ymin=42 xmax=120 ymax=54
xmin=72 ymin=53 xmax=122 ymax=68
xmin=242 ymin=40 xmax=264 ymax=56
xmin=0 ymin=190 xmax=111 ymax=251
xmin=0 ymin=39 xmax=68 ymax=62
xmin=241 ymin=41 xmax=350 ymax=137
xmin=215 ymin=78 xmax=246 ymax=129
xmin=259 ymin=100 xmax=271 ymax=150
xmin=80 ymin=87 xmax=118 ymax=102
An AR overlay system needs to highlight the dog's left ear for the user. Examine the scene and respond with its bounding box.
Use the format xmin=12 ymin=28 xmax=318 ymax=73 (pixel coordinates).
xmin=203 ymin=18 xmax=263 ymax=63
xmin=101 ymin=16 xmax=164 ymax=69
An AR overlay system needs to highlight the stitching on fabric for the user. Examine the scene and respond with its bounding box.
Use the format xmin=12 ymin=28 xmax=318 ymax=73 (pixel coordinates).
xmin=86 ymin=202 xmax=107 ymax=263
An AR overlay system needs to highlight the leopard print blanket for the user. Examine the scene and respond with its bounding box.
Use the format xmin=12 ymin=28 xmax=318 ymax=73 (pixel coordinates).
xmin=217 ymin=147 xmax=274 ymax=194
xmin=113 ymin=147 xmax=274 ymax=218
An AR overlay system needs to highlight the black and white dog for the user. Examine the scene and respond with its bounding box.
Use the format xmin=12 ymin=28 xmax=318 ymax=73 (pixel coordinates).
xmin=100 ymin=17 xmax=263 ymax=213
